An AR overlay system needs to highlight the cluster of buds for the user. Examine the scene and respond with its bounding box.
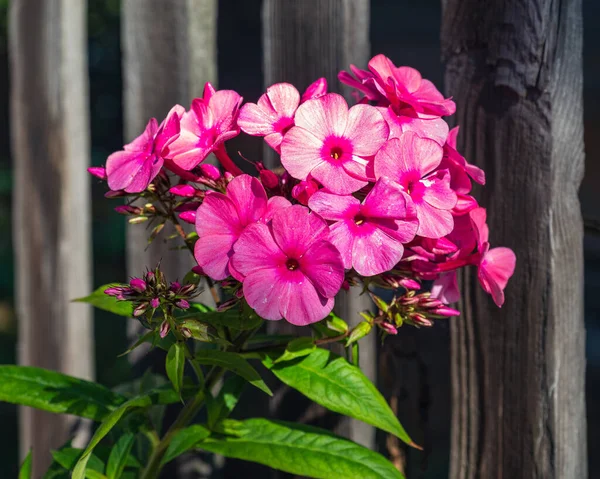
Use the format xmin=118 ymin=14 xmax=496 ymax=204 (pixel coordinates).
xmin=368 ymin=291 xmax=460 ymax=335
xmin=105 ymin=265 xmax=198 ymax=331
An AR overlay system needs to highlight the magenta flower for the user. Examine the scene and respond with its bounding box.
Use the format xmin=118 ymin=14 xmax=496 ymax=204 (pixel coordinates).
xmin=309 ymin=178 xmax=418 ymax=276
xmin=194 ymin=174 xmax=290 ymax=280
xmin=166 ymin=82 xmax=242 ymax=171
xmin=281 ymin=93 xmax=389 ymax=194
xmin=106 ymin=105 xmax=183 ymax=193
xmin=339 ymin=54 xmax=456 ymax=118
xmin=231 ymin=205 xmax=344 ymax=325
xmin=374 ymin=132 xmax=457 ymax=239
xmin=238 ymin=83 xmax=300 ymax=153
xmin=439 ymin=126 xmax=485 ymax=194
xmin=379 ymin=106 xmax=449 ymax=146
xmin=301 ymin=77 xmax=328 ymax=102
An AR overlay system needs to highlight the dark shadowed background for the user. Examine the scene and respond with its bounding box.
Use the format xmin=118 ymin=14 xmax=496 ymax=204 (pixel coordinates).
xmin=0 ymin=0 xmax=597 ymax=477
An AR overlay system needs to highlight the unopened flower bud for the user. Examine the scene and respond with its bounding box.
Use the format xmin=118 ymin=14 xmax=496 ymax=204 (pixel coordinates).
xmin=175 ymin=299 xmax=190 ymax=310
xmin=159 ymin=320 xmax=171 ymax=338
xmin=259 ymin=169 xmax=279 ymax=189
xmin=199 ymin=163 xmax=221 ymax=181
xmin=347 ymin=321 xmax=373 ymax=346
xmin=234 ymin=288 xmax=244 ymax=299
xmin=179 ymin=283 xmax=196 ymax=295
xmin=150 ymin=297 xmax=160 ymax=309
xmin=291 ymin=178 xmax=319 ymax=205
xmin=432 ymin=306 xmax=460 ymax=317
xmin=223 ymin=172 xmax=234 ymax=183
xmin=104 ymin=286 xmax=124 ymax=297
xmin=87 ymin=166 xmax=107 ymax=180
xmin=302 ymin=77 xmax=327 ymax=102
xmin=216 ymin=298 xmax=238 ymax=311
xmin=370 ymin=294 xmax=389 ymax=313
xmin=169 ymin=184 xmax=196 ymax=197
xmin=341 ymin=280 xmax=350 ymax=291
xmin=130 ymin=278 xmax=147 ymax=293
xmin=115 ymin=205 xmax=142 ymax=215
xmin=179 ymin=211 xmax=196 ymax=224
xmin=133 ymin=303 xmax=148 ymax=317
xmin=398 ymin=278 xmax=421 ymax=290
xmin=105 ymin=190 xmax=127 ymax=198
xmin=170 ymin=281 xmax=181 ymax=291
xmin=409 ymin=312 xmax=433 ymax=327
xmin=129 ymin=216 xmax=149 ymax=224
xmin=379 ymin=322 xmax=398 ymax=335
xmin=192 ymin=266 xmax=205 ymax=276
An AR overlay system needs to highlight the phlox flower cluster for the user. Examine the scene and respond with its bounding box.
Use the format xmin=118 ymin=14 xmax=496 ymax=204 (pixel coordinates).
xmin=93 ymin=54 xmax=516 ymax=330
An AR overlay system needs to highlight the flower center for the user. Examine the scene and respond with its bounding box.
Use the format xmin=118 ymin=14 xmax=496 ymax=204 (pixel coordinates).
xmin=286 ymin=258 xmax=300 ymax=271
xmin=330 ymin=146 xmax=343 ymax=160
xmin=354 ymin=214 xmax=366 ymax=226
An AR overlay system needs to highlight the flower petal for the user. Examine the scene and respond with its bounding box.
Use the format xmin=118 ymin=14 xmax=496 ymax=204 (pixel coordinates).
xmin=308 ymin=191 xmax=360 ymax=221
xmin=293 ymin=93 xmax=349 ymax=139
xmin=231 ymin=223 xmax=286 ymax=277
xmin=300 ymin=239 xmax=345 ymax=297
xmin=414 ymin=202 xmax=454 ymax=239
xmin=238 ymin=102 xmax=278 ymax=136
xmin=280 ymin=126 xmax=325 ymax=180
xmin=280 ymin=277 xmax=334 ymax=326
xmin=226 ymin=175 xmax=268 ymax=226
xmin=266 ymin=82 xmax=300 ymax=118
xmin=344 ymin=104 xmax=389 ymax=156
xmin=271 ymin=205 xmax=328 ymax=256
xmin=194 ymin=233 xmax=236 ymax=280
xmin=242 ymin=268 xmax=286 ymax=321
xmin=311 ymin=161 xmax=367 ymax=195
xmin=478 ymin=247 xmax=516 ymax=307
xmin=351 ymin=228 xmax=405 ymax=277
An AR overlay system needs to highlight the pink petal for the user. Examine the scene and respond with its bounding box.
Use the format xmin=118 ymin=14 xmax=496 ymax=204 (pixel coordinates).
xmin=155 ymin=105 xmax=185 ymax=154
xmin=311 ymin=161 xmax=367 ymax=195
xmin=394 ymin=66 xmax=423 ymax=93
xmin=421 ymin=169 xmax=457 ymax=210
xmin=195 ymin=192 xmax=240 ymax=237
xmin=261 ymin=196 xmax=292 ymax=224
xmin=327 ymin=221 xmax=354 ymax=269
xmin=478 ymin=247 xmax=516 ymax=307
xmin=344 ymin=104 xmax=389 ymax=156
xmin=301 ymin=77 xmax=328 ymax=102
xmin=231 ymin=223 xmax=286 ymax=277
xmin=264 ymin=132 xmax=285 ymax=152
xmin=293 ymin=93 xmax=349 ymax=140
xmin=308 ymin=191 xmax=360 ymax=221
xmin=124 ymin=118 xmax=158 ymax=152
xmin=238 ymin=102 xmax=277 ymax=135
xmin=226 ymin=175 xmax=268 ymax=226
xmin=271 ymin=205 xmax=328 ymax=257
xmin=266 ymin=83 xmax=300 ymax=118
xmin=368 ymin=54 xmax=397 ymax=87
xmin=351 ymin=227 xmax=405 ymax=277
xmin=208 ymin=90 xmax=243 ymax=131
xmin=414 ymin=202 xmax=454 ymax=239
xmin=194 ymin=233 xmax=236 ymax=280
xmin=362 ymin=177 xmax=410 ymax=218
xmin=190 ymin=99 xmax=214 ymax=131
xmin=106 ymin=150 xmax=155 ymax=193
xmin=469 ymin=207 xmax=489 ymax=248
xmin=431 ymin=272 xmax=461 ymax=304
xmin=242 ymin=268 xmax=287 ymax=321
xmin=280 ymin=127 xmax=325 ymax=180
xmin=381 ymin=107 xmax=449 ymax=146
xmin=300 ymin=240 xmax=345 ymax=298
xmin=280 ymin=277 xmax=335 ymax=326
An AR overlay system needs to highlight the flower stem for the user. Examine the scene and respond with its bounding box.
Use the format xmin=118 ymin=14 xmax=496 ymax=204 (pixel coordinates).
xmin=214 ymin=145 xmax=243 ymax=176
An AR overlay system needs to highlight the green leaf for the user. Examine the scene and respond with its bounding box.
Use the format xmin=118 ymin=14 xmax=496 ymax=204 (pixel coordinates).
xmin=118 ymin=331 xmax=155 ymax=357
xmin=51 ymin=448 xmax=105 ymax=472
xmin=178 ymin=318 xmax=232 ymax=346
xmin=0 ymin=366 xmax=126 ymax=420
xmin=166 ymin=342 xmax=186 ymax=396
xmin=194 ymin=350 xmax=272 ymax=396
xmin=73 ymin=284 xmax=133 ymax=317
xmin=264 ymin=348 xmax=416 ymax=447
xmin=273 ymin=337 xmax=315 ymax=364
xmin=161 ymin=424 xmax=211 ymax=465
xmin=183 ymin=303 xmax=262 ymax=330
xmin=206 ymin=375 xmax=246 ymax=429
xmin=19 ymin=450 xmax=32 ymax=479
xmin=201 ymin=419 xmax=403 ymax=479
xmin=106 ymin=433 xmax=136 ymax=479
xmin=73 ymin=396 xmax=152 ymax=479
xmin=325 ymin=312 xmax=349 ymax=333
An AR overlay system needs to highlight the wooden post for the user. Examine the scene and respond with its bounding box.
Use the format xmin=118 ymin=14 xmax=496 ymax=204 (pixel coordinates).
xmin=441 ymin=0 xmax=587 ymax=477
xmin=121 ymin=0 xmax=217 ymax=356
xmin=262 ymin=0 xmax=376 ymax=449
xmin=9 ymin=0 xmax=93 ymax=474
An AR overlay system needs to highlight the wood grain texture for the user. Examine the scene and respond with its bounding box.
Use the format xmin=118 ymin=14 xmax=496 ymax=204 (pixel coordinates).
xmin=262 ymin=0 xmax=376 ymax=454
xmin=9 ymin=0 xmax=93 ymax=474
xmin=441 ymin=1 xmax=587 ymax=477
xmin=121 ymin=0 xmax=217 ymax=359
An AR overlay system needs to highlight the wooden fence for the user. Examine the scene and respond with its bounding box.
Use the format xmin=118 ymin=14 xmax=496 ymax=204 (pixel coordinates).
xmin=9 ymin=0 xmax=586 ymax=477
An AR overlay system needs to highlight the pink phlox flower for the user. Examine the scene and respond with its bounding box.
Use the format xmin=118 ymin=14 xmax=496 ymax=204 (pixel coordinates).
xmin=379 ymin=106 xmax=449 ymax=146
xmin=281 ymin=93 xmax=389 ymax=195
xmin=339 ymin=54 xmax=456 ymax=118
xmin=440 ymin=127 xmax=485 ymax=192
xmin=238 ymin=83 xmax=300 ymax=153
xmin=292 ymin=177 xmax=321 ymax=205
xmin=431 ymin=271 xmax=461 ymax=304
xmin=301 ymin=77 xmax=328 ymax=102
xmin=309 ymin=177 xmax=418 ymax=276
xmin=194 ymin=174 xmax=291 ymax=281
xmin=374 ymin=132 xmax=457 ymax=239
xmin=470 ymin=207 xmax=516 ymax=307
xmin=166 ymin=82 xmax=243 ymax=170
xmin=231 ymin=205 xmax=344 ymax=325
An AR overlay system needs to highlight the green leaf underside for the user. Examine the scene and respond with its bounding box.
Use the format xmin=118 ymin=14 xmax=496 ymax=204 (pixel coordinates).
xmin=265 ymin=348 xmax=415 ymax=446
xmin=18 ymin=450 xmax=32 ymax=479
xmin=166 ymin=343 xmax=185 ymax=396
xmin=273 ymin=337 xmax=316 ymax=364
xmin=200 ymin=419 xmax=403 ymax=479
xmin=182 ymin=304 xmax=262 ymax=330
xmin=194 ymin=350 xmax=272 ymax=396
xmin=106 ymin=433 xmax=136 ymax=479
xmin=206 ymin=374 xmax=246 ymax=429
xmin=74 ymin=284 xmax=133 ymax=317
xmin=0 ymin=366 xmax=127 ymax=421
xmin=73 ymin=396 xmax=152 ymax=479
xmin=162 ymin=424 xmax=211 ymax=465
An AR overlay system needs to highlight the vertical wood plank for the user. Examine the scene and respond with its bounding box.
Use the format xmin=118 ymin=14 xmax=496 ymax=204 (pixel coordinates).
xmin=441 ymin=0 xmax=587 ymax=477
xmin=121 ymin=0 xmax=217 ymax=357
xmin=262 ymin=0 xmax=375 ymax=450
xmin=9 ymin=0 xmax=93 ymax=474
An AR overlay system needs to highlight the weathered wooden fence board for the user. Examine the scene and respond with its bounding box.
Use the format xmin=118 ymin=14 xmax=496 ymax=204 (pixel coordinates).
xmin=441 ymin=0 xmax=587 ymax=477
xmin=9 ymin=0 xmax=93 ymax=474
xmin=262 ymin=0 xmax=376 ymax=453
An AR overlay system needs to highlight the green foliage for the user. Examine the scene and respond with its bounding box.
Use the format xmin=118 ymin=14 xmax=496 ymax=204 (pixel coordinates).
xmin=0 ymin=366 xmax=126 ymax=420
xmin=201 ymin=419 xmax=404 ymax=479
xmin=165 ymin=342 xmax=186 ymax=396
xmin=206 ymin=374 xmax=246 ymax=429
xmin=106 ymin=433 xmax=136 ymax=479
xmin=74 ymin=284 xmax=133 ymax=317
xmin=162 ymin=425 xmax=211 ymax=465
xmin=194 ymin=350 xmax=272 ymax=396
xmin=264 ymin=347 xmax=416 ymax=446
xmin=272 ymin=337 xmax=316 ymax=364
xmin=183 ymin=302 xmax=263 ymax=330
xmin=18 ymin=450 xmax=32 ymax=479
